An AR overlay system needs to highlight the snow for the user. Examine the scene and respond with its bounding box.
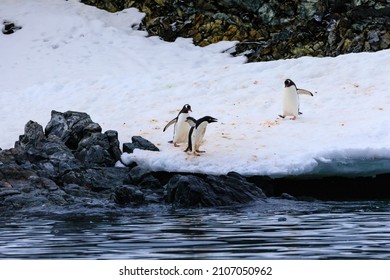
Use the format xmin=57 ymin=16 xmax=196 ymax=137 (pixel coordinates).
xmin=1 ymin=0 xmax=390 ymax=178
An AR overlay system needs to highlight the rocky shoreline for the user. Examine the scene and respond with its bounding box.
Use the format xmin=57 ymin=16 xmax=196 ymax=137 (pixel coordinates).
xmin=80 ymin=0 xmax=390 ymax=62
xmin=1 ymin=111 xmax=389 ymax=212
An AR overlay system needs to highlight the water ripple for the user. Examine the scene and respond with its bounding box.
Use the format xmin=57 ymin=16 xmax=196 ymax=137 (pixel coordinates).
xmin=1 ymin=200 xmax=390 ymax=259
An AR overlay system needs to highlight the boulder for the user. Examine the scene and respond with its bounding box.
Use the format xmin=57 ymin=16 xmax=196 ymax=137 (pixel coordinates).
xmin=112 ymin=185 xmax=145 ymax=205
xmin=123 ymin=136 xmax=159 ymax=153
xmin=45 ymin=110 xmax=121 ymax=167
xmin=164 ymin=172 xmax=266 ymax=207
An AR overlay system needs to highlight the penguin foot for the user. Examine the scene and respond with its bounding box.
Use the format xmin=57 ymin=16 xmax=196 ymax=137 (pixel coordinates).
xmin=173 ymin=143 xmax=180 ymax=147
xmin=278 ymin=115 xmax=285 ymax=119
xmin=291 ymin=116 xmax=297 ymax=120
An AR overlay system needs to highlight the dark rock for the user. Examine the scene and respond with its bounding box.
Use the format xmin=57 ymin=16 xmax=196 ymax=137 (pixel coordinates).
xmin=164 ymin=175 xmax=207 ymax=207
xmin=0 ymin=164 xmax=70 ymax=210
xmin=0 ymin=189 xmax=21 ymax=197
xmin=75 ymin=133 xmax=112 ymax=167
xmin=2 ymin=20 xmax=22 ymax=35
xmin=14 ymin=121 xmax=82 ymax=179
xmin=164 ymin=172 xmax=266 ymax=207
xmin=247 ymin=175 xmax=275 ymax=196
xmin=44 ymin=110 xmax=121 ymax=167
xmin=1 ymin=111 xmax=131 ymax=211
xmin=129 ymin=166 xmax=151 ymax=183
xmin=129 ymin=166 xmax=161 ymax=189
xmin=67 ymin=167 xmax=129 ymax=192
xmin=45 ymin=110 xmax=97 ymax=150
xmin=112 ymin=185 xmax=145 ymax=205
xmin=17 ymin=121 xmax=45 ymax=148
xmin=123 ymin=136 xmax=159 ymax=153
xmin=105 ymin=130 xmax=122 ymax=162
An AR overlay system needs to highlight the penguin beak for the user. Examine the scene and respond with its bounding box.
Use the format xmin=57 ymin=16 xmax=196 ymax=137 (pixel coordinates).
xmin=210 ymin=117 xmax=218 ymax=123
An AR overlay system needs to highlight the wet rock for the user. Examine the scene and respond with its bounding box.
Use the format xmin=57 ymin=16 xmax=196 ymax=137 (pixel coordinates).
xmin=62 ymin=167 xmax=130 ymax=192
xmin=0 ymin=189 xmax=21 ymax=197
xmin=112 ymin=185 xmax=145 ymax=205
xmin=0 ymin=164 xmax=69 ymax=211
xmin=164 ymin=172 xmax=266 ymax=207
xmin=129 ymin=166 xmax=161 ymax=189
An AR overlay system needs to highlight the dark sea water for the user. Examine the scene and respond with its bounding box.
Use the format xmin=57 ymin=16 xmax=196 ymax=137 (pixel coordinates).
xmin=1 ymin=199 xmax=390 ymax=259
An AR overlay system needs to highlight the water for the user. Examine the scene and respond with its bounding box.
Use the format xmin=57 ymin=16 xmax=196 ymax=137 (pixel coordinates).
xmin=1 ymin=199 xmax=390 ymax=259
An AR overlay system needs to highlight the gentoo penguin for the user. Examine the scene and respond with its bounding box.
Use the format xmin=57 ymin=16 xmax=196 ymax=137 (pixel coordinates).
xmin=184 ymin=116 xmax=218 ymax=155
xmin=185 ymin=116 xmax=197 ymax=128
xmin=279 ymin=79 xmax=313 ymax=120
xmin=163 ymin=104 xmax=192 ymax=147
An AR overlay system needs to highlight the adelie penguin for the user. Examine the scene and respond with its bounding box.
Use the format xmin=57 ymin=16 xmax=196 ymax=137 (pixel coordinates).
xmin=163 ymin=104 xmax=192 ymax=147
xmin=279 ymin=79 xmax=313 ymax=120
xmin=184 ymin=116 xmax=218 ymax=156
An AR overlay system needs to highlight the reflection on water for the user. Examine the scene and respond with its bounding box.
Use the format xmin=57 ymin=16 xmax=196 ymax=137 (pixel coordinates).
xmin=1 ymin=199 xmax=390 ymax=259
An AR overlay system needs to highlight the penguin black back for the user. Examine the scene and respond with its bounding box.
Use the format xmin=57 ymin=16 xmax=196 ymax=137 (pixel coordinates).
xmin=184 ymin=116 xmax=217 ymax=154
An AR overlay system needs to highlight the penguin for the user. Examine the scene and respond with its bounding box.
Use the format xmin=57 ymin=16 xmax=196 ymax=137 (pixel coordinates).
xmin=279 ymin=79 xmax=313 ymax=120
xmin=163 ymin=104 xmax=192 ymax=147
xmin=184 ymin=116 xmax=218 ymax=155
xmin=185 ymin=116 xmax=197 ymax=128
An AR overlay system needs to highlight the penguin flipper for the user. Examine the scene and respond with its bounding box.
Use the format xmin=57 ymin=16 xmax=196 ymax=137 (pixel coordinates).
xmin=163 ymin=118 xmax=177 ymax=132
xmin=297 ymin=89 xmax=314 ymax=96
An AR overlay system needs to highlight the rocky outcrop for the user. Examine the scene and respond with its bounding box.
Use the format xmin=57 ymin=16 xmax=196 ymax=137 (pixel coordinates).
xmin=80 ymin=0 xmax=390 ymax=62
xmin=0 ymin=111 xmax=270 ymax=211
xmin=1 ymin=110 xmax=390 ymax=212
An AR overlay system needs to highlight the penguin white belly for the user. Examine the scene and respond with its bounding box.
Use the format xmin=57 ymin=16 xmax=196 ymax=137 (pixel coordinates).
xmin=192 ymin=123 xmax=207 ymax=151
xmin=283 ymin=88 xmax=299 ymax=117
xmin=173 ymin=113 xmax=190 ymax=143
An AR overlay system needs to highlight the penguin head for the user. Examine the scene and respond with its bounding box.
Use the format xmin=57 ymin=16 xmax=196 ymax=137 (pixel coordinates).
xmin=203 ymin=116 xmax=218 ymax=123
xmin=185 ymin=116 xmax=197 ymax=127
xmin=181 ymin=104 xmax=192 ymax=113
xmin=195 ymin=116 xmax=217 ymax=128
xmin=284 ymin=79 xmax=296 ymax=88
